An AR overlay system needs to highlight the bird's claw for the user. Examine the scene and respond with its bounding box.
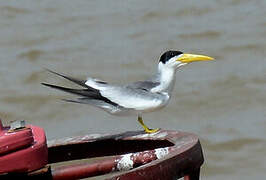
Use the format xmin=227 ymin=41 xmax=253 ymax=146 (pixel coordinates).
xmin=144 ymin=128 xmax=160 ymax=134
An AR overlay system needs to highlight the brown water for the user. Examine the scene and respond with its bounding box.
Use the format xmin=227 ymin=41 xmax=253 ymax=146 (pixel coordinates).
xmin=0 ymin=0 xmax=266 ymax=179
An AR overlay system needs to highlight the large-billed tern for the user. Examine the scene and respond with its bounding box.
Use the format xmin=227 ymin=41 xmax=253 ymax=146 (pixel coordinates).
xmin=42 ymin=50 xmax=214 ymax=133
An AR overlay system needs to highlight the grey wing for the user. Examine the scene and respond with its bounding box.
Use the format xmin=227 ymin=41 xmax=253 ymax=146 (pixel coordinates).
xmin=42 ymin=70 xmax=124 ymax=113
xmin=100 ymin=86 xmax=168 ymax=111
xmin=126 ymin=81 xmax=160 ymax=91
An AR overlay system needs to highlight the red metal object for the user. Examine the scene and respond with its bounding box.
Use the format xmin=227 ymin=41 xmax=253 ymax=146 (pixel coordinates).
xmin=0 ymin=118 xmax=204 ymax=180
xmin=0 ymin=119 xmax=48 ymax=174
xmin=47 ymin=130 xmax=204 ymax=180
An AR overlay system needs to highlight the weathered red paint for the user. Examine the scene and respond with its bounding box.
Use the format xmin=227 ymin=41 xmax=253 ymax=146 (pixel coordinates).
xmin=0 ymin=118 xmax=204 ymax=180
xmin=0 ymin=121 xmax=48 ymax=174
xmin=0 ymin=127 xmax=34 ymax=155
xmin=52 ymin=158 xmax=116 ymax=180
xmin=48 ymin=130 xmax=204 ymax=180
xmin=52 ymin=150 xmax=159 ymax=180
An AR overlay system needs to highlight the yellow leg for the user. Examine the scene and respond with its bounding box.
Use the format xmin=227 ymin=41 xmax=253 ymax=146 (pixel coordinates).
xmin=137 ymin=115 xmax=160 ymax=134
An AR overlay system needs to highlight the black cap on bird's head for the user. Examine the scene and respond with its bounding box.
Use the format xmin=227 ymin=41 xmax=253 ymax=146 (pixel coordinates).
xmin=159 ymin=50 xmax=214 ymax=67
xmin=159 ymin=50 xmax=183 ymax=64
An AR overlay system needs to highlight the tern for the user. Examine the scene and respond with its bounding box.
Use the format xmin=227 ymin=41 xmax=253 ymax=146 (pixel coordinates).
xmin=42 ymin=50 xmax=214 ymax=133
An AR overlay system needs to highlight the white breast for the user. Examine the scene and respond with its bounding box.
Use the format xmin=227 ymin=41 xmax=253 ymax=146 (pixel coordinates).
xmin=101 ymin=88 xmax=169 ymax=111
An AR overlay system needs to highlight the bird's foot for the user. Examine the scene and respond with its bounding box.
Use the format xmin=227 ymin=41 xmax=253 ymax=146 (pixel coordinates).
xmin=138 ymin=116 xmax=160 ymax=134
xmin=144 ymin=127 xmax=160 ymax=134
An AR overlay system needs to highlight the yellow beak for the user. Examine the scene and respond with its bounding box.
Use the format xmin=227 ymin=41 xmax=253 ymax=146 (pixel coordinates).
xmin=178 ymin=53 xmax=214 ymax=63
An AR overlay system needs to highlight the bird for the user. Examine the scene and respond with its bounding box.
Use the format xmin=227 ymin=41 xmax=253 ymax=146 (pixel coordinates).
xmin=42 ymin=50 xmax=214 ymax=133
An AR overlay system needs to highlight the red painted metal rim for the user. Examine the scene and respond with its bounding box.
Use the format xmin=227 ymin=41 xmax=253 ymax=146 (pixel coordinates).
xmin=0 ymin=125 xmax=48 ymax=174
xmin=47 ymin=130 xmax=204 ymax=180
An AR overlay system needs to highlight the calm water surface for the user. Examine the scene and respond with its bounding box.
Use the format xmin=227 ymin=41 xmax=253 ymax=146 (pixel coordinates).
xmin=0 ymin=1 xmax=266 ymax=179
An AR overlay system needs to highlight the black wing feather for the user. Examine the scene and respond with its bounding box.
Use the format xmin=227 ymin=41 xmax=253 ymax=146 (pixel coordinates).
xmin=41 ymin=83 xmax=118 ymax=106
xmin=45 ymin=69 xmax=91 ymax=89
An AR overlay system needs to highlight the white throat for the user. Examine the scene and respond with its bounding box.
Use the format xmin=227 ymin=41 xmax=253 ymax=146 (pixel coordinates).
xmin=151 ymin=62 xmax=176 ymax=94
